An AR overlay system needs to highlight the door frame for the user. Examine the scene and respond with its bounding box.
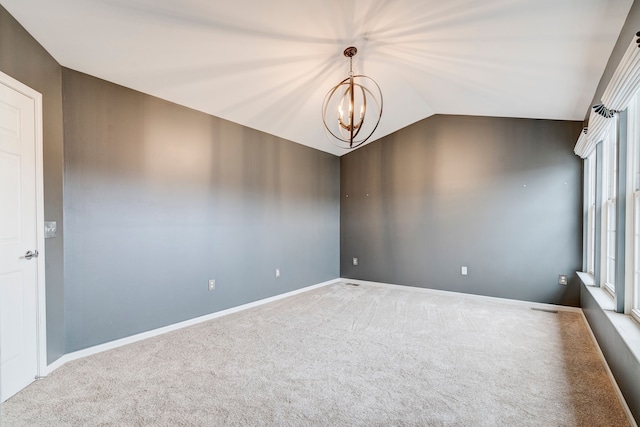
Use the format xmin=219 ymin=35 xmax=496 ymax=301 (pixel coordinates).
xmin=0 ymin=70 xmax=47 ymax=377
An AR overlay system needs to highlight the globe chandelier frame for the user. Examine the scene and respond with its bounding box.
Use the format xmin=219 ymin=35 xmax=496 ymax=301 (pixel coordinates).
xmin=322 ymin=47 xmax=383 ymax=149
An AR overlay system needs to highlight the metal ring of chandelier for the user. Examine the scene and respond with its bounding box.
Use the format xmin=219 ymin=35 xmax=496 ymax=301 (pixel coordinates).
xmin=322 ymin=47 xmax=383 ymax=150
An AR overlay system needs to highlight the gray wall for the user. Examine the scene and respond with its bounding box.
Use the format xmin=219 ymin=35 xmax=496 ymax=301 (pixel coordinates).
xmin=0 ymin=5 xmax=65 ymax=364
xmin=2 ymin=2 xmax=339 ymax=358
xmin=341 ymin=115 xmax=583 ymax=306
xmin=62 ymin=69 xmax=339 ymax=352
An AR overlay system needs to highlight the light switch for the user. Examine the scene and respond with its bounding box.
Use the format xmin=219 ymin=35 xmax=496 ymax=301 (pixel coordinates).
xmin=44 ymin=221 xmax=57 ymax=238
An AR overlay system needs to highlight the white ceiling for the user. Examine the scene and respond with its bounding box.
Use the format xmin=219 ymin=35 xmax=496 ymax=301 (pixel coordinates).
xmin=1 ymin=0 xmax=633 ymax=156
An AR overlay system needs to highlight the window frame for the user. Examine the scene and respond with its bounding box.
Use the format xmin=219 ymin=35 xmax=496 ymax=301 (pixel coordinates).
xmin=601 ymin=119 xmax=618 ymax=297
xmin=586 ymin=153 xmax=597 ymax=275
xmin=627 ymin=93 xmax=640 ymax=323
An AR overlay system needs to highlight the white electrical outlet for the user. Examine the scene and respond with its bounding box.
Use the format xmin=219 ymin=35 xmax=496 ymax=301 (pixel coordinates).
xmin=558 ymin=275 xmax=568 ymax=285
xmin=275 ymin=268 xmax=280 ymax=278
xmin=208 ymin=279 xmax=216 ymax=291
xmin=461 ymin=266 xmax=468 ymax=276
xmin=353 ymin=257 xmax=358 ymax=266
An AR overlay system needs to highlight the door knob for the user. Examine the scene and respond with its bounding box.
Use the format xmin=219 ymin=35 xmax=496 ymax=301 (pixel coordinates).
xmin=24 ymin=250 xmax=39 ymax=260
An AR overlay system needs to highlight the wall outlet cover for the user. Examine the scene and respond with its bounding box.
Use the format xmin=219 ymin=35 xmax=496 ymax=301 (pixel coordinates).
xmin=208 ymin=279 xmax=216 ymax=291
xmin=353 ymin=257 xmax=358 ymax=266
xmin=558 ymin=275 xmax=568 ymax=286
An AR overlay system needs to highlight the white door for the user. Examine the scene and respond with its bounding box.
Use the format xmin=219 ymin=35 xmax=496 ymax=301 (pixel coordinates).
xmin=0 ymin=75 xmax=41 ymax=403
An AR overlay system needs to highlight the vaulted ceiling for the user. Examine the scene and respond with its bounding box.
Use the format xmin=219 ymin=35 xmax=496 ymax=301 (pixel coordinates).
xmin=1 ymin=0 xmax=633 ymax=155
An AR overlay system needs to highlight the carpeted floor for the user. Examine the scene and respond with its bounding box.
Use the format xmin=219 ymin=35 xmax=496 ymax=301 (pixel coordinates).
xmin=0 ymin=283 xmax=631 ymax=426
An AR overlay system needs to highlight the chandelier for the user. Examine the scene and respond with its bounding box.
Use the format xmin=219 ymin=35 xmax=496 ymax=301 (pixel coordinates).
xmin=322 ymin=47 xmax=383 ymax=149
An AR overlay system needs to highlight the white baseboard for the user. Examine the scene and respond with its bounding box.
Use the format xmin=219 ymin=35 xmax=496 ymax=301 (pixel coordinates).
xmin=45 ymin=278 xmax=582 ymax=374
xmin=44 ymin=276 xmax=633 ymax=425
xmin=339 ymin=278 xmax=583 ymax=313
xmin=44 ymin=278 xmax=340 ymax=375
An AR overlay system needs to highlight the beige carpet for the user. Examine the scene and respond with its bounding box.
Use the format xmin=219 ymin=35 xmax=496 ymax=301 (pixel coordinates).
xmin=1 ymin=283 xmax=631 ymax=426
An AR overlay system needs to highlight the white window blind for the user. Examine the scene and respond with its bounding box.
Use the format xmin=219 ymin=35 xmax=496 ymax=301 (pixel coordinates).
xmin=575 ymin=34 xmax=640 ymax=160
xmin=603 ymin=34 xmax=640 ymax=112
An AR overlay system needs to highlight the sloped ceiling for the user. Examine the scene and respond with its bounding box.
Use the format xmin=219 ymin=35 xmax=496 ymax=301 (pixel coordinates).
xmin=1 ymin=0 xmax=633 ymax=155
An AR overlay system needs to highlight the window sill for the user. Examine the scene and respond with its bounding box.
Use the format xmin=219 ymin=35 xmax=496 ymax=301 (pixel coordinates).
xmin=580 ymin=275 xmax=640 ymax=365
xmin=605 ymin=309 xmax=640 ymax=365
xmin=576 ymin=271 xmax=615 ymax=309
xmin=587 ymin=283 xmax=616 ymax=311
xmin=576 ymin=271 xmax=595 ymax=287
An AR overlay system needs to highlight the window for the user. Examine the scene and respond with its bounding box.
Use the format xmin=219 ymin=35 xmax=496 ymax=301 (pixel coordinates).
xmin=629 ymin=93 xmax=640 ymax=322
xmin=601 ymin=119 xmax=618 ymax=296
xmin=586 ymin=153 xmax=597 ymax=275
xmin=578 ymin=33 xmax=640 ymax=322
